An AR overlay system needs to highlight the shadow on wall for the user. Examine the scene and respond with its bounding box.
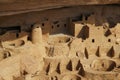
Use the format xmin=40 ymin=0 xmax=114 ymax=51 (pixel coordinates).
xmin=106 ymin=16 xmax=120 ymax=28
xmin=77 ymin=25 xmax=89 ymax=40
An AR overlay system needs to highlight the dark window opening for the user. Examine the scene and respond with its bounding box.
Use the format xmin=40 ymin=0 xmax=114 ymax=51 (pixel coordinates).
xmin=9 ymin=44 xmax=15 ymax=46
xmin=27 ymin=36 xmax=31 ymax=41
xmin=51 ymin=77 xmax=53 ymax=80
xmin=92 ymin=39 xmax=95 ymax=43
xmin=84 ymin=14 xmax=91 ymax=21
xmin=42 ymin=23 xmax=44 ymax=26
xmin=108 ymin=39 xmax=111 ymax=42
xmin=64 ymin=24 xmax=67 ymax=27
xmin=31 ymin=24 xmax=34 ymax=28
xmin=52 ymin=26 xmax=54 ymax=29
xmin=85 ymin=16 xmax=88 ymax=20
xmin=46 ymin=18 xmax=48 ymax=21
xmin=57 ymin=24 xmax=60 ymax=27
xmin=102 ymin=63 xmax=104 ymax=67
xmin=16 ymin=33 xmax=19 ymax=38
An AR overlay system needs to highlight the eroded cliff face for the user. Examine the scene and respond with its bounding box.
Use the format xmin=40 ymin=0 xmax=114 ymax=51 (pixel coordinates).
xmin=0 ymin=0 xmax=120 ymax=16
xmin=0 ymin=1 xmax=120 ymax=80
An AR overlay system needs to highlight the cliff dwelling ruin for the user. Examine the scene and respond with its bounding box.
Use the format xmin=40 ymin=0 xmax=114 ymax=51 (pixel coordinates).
xmin=0 ymin=0 xmax=120 ymax=80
